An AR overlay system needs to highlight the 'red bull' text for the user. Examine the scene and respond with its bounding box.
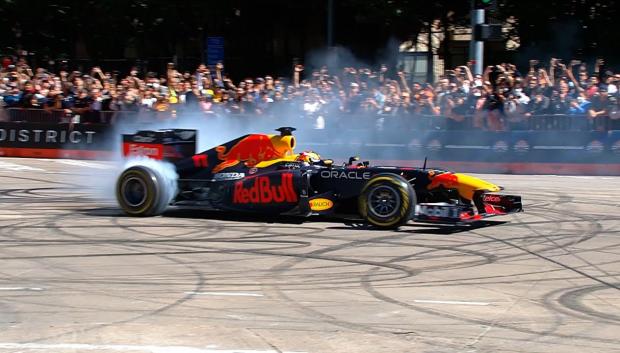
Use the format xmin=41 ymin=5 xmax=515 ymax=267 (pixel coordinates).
xmin=233 ymin=173 xmax=297 ymax=204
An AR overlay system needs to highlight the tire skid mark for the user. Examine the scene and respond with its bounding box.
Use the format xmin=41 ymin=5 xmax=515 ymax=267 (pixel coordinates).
xmin=7 ymin=211 xmax=210 ymax=344
xmin=2 ymin=170 xmax=620 ymax=350
xmin=541 ymin=284 xmax=620 ymax=325
xmin=0 ymin=184 xmax=210 ymax=342
xmin=362 ymin=271 xmax=620 ymax=347
xmin=360 ymin=190 xmax=619 ymax=347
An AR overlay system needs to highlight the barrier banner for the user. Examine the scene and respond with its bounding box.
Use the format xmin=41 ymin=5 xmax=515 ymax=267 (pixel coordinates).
xmin=0 ymin=122 xmax=115 ymax=159
xmin=297 ymin=130 xmax=620 ymax=164
xmin=0 ymin=120 xmax=619 ymax=174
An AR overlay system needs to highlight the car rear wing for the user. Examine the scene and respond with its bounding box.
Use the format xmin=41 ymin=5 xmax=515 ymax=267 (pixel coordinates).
xmin=122 ymin=129 xmax=197 ymax=162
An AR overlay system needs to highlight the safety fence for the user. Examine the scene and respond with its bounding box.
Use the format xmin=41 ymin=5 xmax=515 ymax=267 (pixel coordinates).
xmin=1 ymin=110 xmax=619 ymax=174
xmin=3 ymin=107 xmax=620 ymax=132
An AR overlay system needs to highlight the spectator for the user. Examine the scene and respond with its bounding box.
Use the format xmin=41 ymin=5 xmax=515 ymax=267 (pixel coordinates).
xmin=588 ymin=86 xmax=611 ymax=120
xmin=68 ymin=89 xmax=92 ymax=123
xmin=568 ymin=93 xmax=590 ymax=115
xmin=89 ymin=88 xmax=108 ymax=123
xmin=608 ymin=97 xmax=620 ymax=129
xmin=549 ymin=89 xmax=571 ymax=114
xmin=526 ymin=88 xmax=550 ymax=116
xmin=607 ymin=74 xmax=620 ymax=95
xmin=445 ymin=92 xmax=469 ymax=129
xmin=504 ymin=91 xmax=528 ymax=130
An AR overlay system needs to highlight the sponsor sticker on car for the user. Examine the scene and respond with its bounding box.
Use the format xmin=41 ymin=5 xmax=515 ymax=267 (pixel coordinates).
xmin=123 ymin=143 xmax=163 ymax=159
xmin=309 ymin=198 xmax=333 ymax=211
xmin=320 ymin=170 xmax=371 ymax=180
xmin=213 ymin=172 xmax=245 ymax=181
xmin=482 ymin=194 xmax=501 ymax=203
xmin=233 ymin=173 xmax=297 ymax=204
xmin=416 ymin=204 xmax=460 ymax=219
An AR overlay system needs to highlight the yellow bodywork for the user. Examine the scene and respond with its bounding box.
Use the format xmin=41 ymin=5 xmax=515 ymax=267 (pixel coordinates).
xmin=254 ymin=147 xmax=321 ymax=169
xmin=453 ymin=173 xmax=501 ymax=200
xmin=268 ymin=134 xmax=296 ymax=157
xmin=254 ymin=154 xmax=299 ymax=168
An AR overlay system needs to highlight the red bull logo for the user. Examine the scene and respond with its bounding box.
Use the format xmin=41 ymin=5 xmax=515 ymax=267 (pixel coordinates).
xmin=427 ymin=172 xmax=459 ymax=190
xmin=213 ymin=135 xmax=282 ymax=172
xmin=233 ymin=173 xmax=297 ymax=204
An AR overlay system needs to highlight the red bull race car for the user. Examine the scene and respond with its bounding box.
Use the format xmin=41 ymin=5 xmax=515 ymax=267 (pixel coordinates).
xmin=116 ymin=127 xmax=522 ymax=229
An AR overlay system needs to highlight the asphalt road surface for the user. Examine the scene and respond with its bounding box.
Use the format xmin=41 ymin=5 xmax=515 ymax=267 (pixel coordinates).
xmin=0 ymin=157 xmax=619 ymax=353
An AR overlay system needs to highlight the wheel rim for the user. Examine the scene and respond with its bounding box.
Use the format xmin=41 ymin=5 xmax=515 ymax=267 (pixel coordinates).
xmin=368 ymin=185 xmax=401 ymax=218
xmin=121 ymin=176 xmax=148 ymax=207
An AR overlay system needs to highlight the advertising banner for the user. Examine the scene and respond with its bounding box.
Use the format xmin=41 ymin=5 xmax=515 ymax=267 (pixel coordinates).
xmin=0 ymin=120 xmax=619 ymax=174
xmin=0 ymin=122 xmax=115 ymax=159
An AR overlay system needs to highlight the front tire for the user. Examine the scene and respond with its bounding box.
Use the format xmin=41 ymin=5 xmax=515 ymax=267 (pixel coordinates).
xmin=358 ymin=174 xmax=416 ymax=229
xmin=116 ymin=166 xmax=170 ymax=216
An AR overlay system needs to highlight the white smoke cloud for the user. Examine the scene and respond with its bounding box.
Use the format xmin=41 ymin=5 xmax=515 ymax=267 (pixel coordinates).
xmin=121 ymin=156 xmax=179 ymax=209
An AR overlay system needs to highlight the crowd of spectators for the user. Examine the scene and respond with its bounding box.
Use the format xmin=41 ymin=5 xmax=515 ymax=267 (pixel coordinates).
xmin=1 ymin=56 xmax=619 ymax=131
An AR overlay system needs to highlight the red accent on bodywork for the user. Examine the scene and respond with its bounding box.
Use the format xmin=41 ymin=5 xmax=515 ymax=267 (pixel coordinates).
xmin=428 ymin=172 xmax=459 ymax=190
xmin=233 ymin=173 xmax=297 ymax=204
xmin=460 ymin=212 xmax=472 ymax=220
xmin=484 ymin=204 xmax=506 ymax=215
xmin=192 ymin=154 xmax=208 ymax=168
xmin=460 ymin=212 xmax=483 ymax=221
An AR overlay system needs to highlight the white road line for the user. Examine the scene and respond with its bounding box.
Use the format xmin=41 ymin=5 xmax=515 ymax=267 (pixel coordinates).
xmin=0 ymin=287 xmax=43 ymax=291
xmin=0 ymin=215 xmax=23 ymax=219
xmin=413 ymin=299 xmax=490 ymax=306
xmin=226 ymin=314 xmax=246 ymax=320
xmin=0 ymin=343 xmax=305 ymax=353
xmin=0 ymin=161 xmax=45 ymax=172
xmin=553 ymin=175 xmax=595 ymax=179
xmin=186 ymin=292 xmax=264 ymax=297
xmin=53 ymin=159 xmax=112 ymax=169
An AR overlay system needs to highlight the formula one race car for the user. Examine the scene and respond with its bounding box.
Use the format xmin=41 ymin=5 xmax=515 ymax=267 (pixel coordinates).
xmin=116 ymin=127 xmax=522 ymax=229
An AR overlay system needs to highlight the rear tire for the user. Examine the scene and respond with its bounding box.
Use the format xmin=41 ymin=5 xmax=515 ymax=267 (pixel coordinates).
xmin=358 ymin=174 xmax=416 ymax=229
xmin=116 ymin=166 xmax=170 ymax=216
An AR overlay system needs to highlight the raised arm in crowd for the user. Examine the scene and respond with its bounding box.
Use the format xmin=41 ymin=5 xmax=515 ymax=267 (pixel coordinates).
xmin=0 ymin=55 xmax=618 ymax=130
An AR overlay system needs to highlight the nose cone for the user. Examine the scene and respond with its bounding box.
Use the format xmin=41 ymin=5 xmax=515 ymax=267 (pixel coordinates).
xmin=427 ymin=172 xmax=500 ymax=201
xmin=453 ymin=173 xmax=500 ymax=200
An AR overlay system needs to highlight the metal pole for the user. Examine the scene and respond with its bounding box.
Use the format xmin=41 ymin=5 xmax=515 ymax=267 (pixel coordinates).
xmin=469 ymin=0 xmax=474 ymax=65
xmin=470 ymin=7 xmax=485 ymax=75
xmin=327 ymin=0 xmax=334 ymax=47
xmin=427 ymin=21 xmax=433 ymax=83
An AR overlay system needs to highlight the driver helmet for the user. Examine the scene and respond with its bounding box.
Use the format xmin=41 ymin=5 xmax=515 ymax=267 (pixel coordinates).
xmin=296 ymin=151 xmax=321 ymax=164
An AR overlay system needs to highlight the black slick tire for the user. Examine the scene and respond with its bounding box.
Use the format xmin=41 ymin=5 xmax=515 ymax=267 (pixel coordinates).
xmin=116 ymin=166 xmax=169 ymax=216
xmin=358 ymin=173 xmax=416 ymax=229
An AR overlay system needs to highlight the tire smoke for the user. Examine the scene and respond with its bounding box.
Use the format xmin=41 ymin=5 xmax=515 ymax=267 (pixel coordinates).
xmin=120 ymin=157 xmax=179 ymax=212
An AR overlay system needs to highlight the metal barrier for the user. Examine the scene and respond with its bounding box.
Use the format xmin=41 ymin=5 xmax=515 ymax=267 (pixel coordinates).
xmin=5 ymin=108 xmax=143 ymax=124
xmin=4 ymin=107 xmax=618 ymax=132
xmin=7 ymin=108 xmax=66 ymax=123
